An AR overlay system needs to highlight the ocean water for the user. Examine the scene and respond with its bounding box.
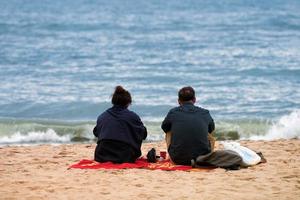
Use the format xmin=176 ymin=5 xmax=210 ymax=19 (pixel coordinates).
xmin=0 ymin=0 xmax=300 ymax=145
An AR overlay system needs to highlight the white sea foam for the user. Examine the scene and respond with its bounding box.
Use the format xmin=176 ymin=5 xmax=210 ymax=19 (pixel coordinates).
xmin=0 ymin=129 xmax=71 ymax=145
xmin=250 ymin=110 xmax=300 ymax=140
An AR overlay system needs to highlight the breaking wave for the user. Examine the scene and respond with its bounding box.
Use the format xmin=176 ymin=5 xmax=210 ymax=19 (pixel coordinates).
xmin=250 ymin=110 xmax=300 ymax=140
xmin=0 ymin=110 xmax=299 ymax=146
xmin=0 ymin=129 xmax=70 ymax=145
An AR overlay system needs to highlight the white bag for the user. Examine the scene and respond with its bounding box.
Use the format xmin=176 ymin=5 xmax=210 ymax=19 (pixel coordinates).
xmin=222 ymin=142 xmax=261 ymax=167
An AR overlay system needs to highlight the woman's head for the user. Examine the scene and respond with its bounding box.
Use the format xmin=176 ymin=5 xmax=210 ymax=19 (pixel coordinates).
xmin=112 ymin=86 xmax=132 ymax=107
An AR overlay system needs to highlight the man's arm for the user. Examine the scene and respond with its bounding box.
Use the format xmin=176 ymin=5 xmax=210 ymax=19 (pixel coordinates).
xmin=208 ymin=118 xmax=215 ymax=134
xmin=161 ymin=111 xmax=173 ymax=133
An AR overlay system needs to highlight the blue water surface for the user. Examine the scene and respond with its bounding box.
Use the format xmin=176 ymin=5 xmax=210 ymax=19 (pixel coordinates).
xmin=0 ymin=0 xmax=300 ymax=122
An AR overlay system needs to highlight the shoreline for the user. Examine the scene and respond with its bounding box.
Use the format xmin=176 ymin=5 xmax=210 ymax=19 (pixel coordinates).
xmin=1 ymin=139 xmax=299 ymax=199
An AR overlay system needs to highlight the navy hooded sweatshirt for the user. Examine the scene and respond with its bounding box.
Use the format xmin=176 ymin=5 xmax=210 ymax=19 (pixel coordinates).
xmin=93 ymin=105 xmax=147 ymax=163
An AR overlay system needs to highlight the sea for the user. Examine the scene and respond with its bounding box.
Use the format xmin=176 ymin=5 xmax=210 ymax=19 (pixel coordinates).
xmin=0 ymin=0 xmax=300 ymax=145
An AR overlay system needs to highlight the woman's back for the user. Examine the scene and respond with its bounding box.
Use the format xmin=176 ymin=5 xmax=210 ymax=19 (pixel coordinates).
xmin=93 ymin=86 xmax=147 ymax=163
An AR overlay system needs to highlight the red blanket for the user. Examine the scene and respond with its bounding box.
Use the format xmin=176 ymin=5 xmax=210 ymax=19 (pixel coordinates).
xmin=69 ymin=158 xmax=213 ymax=171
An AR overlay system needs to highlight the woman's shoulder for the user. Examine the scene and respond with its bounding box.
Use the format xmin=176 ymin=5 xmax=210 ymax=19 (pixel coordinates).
xmin=97 ymin=109 xmax=112 ymax=119
xmin=123 ymin=110 xmax=143 ymax=123
xmin=126 ymin=109 xmax=141 ymax=119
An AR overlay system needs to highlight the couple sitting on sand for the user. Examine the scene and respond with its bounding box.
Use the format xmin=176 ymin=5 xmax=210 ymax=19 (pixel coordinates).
xmin=93 ymin=85 xmax=215 ymax=165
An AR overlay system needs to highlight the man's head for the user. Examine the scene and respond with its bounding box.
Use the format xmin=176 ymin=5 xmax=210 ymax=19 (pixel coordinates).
xmin=178 ymin=86 xmax=196 ymax=105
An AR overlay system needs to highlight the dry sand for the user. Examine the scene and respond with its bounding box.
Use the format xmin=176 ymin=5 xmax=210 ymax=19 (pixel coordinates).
xmin=0 ymin=139 xmax=299 ymax=200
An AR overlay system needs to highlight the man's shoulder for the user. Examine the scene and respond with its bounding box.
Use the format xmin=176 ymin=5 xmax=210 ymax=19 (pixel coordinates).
xmin=168 ymin=106 xmax=182 ymax=113
xmin=194 ymin=106 xmax=210 ymax=114
xmin=167 ymin=105 xmax=211 ymax=116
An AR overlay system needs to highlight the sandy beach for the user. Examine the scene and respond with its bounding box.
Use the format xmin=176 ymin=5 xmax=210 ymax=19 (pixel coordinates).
xmin=0 ymin=139 xmax=299 ymax=200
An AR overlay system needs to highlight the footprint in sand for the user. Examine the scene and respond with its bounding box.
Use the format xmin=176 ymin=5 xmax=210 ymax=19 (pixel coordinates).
xmin=100 ymin=192 xmax=111 ymax=195
xmin=134 ymin=183 xmax=144 ymax=187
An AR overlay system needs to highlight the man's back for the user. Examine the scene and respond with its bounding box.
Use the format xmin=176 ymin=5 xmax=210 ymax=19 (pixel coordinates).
xmin=161 ymin=102 xmax=215 ymax=165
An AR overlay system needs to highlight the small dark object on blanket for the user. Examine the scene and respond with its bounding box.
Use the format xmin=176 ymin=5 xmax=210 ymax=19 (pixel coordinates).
xmin=147 ymin=148 xmax=157 ymax=163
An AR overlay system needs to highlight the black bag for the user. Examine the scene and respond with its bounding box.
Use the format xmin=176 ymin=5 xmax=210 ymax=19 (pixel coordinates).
xmin=193 ymin=150 xmax=243 ymax=170
xmin=146 ymin=148 xmax=157 ymax=163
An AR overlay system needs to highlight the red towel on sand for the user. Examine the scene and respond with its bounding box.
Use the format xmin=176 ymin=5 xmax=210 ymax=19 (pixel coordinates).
xmin=69 ymin=158 xmax=214 ymax=171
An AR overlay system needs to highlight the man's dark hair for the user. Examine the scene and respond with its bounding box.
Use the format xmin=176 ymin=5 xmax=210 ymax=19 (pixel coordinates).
xmin=112 ymin=86 xmax=132 ymax=107
xmin=178 ymin=86 xmax=195 ymax=102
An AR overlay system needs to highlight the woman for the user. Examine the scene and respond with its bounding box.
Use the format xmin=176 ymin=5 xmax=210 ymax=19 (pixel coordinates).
xmin=93 ymin=86 xmax=147 ymax=163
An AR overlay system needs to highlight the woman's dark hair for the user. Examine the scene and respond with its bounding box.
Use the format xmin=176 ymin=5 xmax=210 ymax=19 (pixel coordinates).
xmin=111 ymin=86 xmax=132 ymax=107
xmin=178 ymin=86 xmax=195 ymax=102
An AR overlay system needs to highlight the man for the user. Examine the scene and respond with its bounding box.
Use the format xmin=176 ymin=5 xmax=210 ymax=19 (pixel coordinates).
xmin=161 ymin=86 xmax=215 ymax=165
